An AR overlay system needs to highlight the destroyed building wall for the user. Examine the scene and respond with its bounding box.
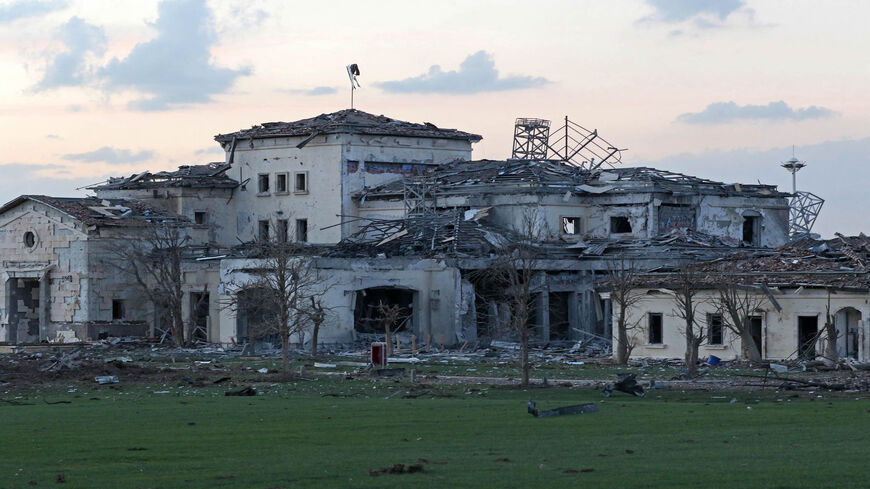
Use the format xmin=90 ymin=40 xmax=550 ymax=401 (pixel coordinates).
xmin=609 ymin=288 xmax=870 ymax=362
xmin=93 ymin=186 xmax=235 ymax=245
xmin=216 ymin=256 xmax=466 ymax=347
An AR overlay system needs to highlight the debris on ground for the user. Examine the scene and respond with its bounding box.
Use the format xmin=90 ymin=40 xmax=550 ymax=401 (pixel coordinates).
xmin=603 ymin=373 xmax=645 ymax=397
xmin=527 ymin=400 xmax=598 ymax=417
xmin=225 ymin=386 xmax=257 ymax=396
xmin=368 ymin=462 xmax=425 ymax=476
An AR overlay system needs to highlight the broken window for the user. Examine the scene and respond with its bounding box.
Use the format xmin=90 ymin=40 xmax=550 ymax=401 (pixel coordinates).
xmin=748 ymin=315 xmax=762 ymax=357
xmin=258 ymin=173 xmax=269 ymax=193
xmin=742 ymin=213 xmax=761 ymax=246
xmin=707 ymin=313 xmax=723 ymax=345
xmin=610 ymin=216 xmax=632 ymax=234
xmin=561 ymin=217 xmax=581 ymax=235
xmin=276 ymin=173 xmax=289 ymax=193
xmin=353 ymin=287 xmax=414 ymax=335
xmin=258 ymin=220 xmax=269 ymax=241
xmin=194 ymin=211 xmax=207 ymax=225
xmin=648 ymin=313 xmax=663 ymax=344
xmin=295 ymin=218 xmax=308 ymax=242
xmin=277 ymin=219 xmax=289 ymax=243
xmin=294 ymin=171 xmax=308 ymax=194
xmin=112 ymin=299 xmax=126 ymax=320
xmin=190 ymin=292 xmax=209 ymax=342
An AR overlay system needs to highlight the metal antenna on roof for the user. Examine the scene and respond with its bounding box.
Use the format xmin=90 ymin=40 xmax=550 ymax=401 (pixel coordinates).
xmin=781 ymin=151 xmax=824 ymax=238
xmin=346 ymin=64 xmax=361 ymax=109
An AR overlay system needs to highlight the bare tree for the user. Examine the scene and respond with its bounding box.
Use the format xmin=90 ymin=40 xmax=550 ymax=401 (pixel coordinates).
xmin=607 ymin=258 xmax=643 ymax=365
xmin=303 ymin=296 xmax=327 ymax=359
xmin=375 ymin=301 xmax=404 ymax=357
xmin=715 ymin=276 xmax=767 ymax=362
xmin=822 ymin=289 xmax=839 ymax=366
xmin=671 ymin=267 xmax=704 ymax=377
xmin=223 ymin=236 xmax=330 ymax=374
xmin=108 ymin=221 xmax=188 ymax=346
xmin=470 ymin=210 xmax=542 ymax=386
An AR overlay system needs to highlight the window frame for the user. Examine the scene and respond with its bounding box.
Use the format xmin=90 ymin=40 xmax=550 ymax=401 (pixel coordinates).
xmin=610 ymin=216 xmax=632 ymax=234
xmin=194 ymin=211 xmax=207 ymax=225
xmin=293 ymin=171 xmax=309 ymax=194
xmin=561 ymin=216 xmax=582 ymax=235
xmin=257 ymin=173 xmax=270 ymax=194
xmin=648 ymin=312 xmax=664 ymax=345
xmin=295 ymin=218 xmax=308 ymax=242
xmin=707 ymin=313 xmax=724 ymax=345
xmin=258 ymin=220 xmax=270 ymax=241
xmin=275 ymin=172 xmax=289 ymax=194
xmin=112 ymin=299 xmax=126 ymax=320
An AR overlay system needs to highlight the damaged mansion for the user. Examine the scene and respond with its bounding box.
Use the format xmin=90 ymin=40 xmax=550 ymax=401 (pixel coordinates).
xmin=2 ymin=108 xmax=866 ymax=363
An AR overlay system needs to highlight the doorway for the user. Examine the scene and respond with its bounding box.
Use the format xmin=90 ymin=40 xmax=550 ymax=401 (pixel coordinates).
xmin=748 ymin=315 xmax=763 ymax=357
xmin=798 ymin=316 xmax=818 ymax=360
xmin=353 ymin=287 xmax=415 ymax=335
xmin=6 ymin=278 xmax=41 ymax=344
xmin=190 ymin=292 xmax=209 ymax=342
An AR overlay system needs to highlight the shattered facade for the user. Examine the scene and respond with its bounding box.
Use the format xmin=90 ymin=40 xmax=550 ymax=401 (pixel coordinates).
xmin=1 ymin=107 xmax=831 ymax=360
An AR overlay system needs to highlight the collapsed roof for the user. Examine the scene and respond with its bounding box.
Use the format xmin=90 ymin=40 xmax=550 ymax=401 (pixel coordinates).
xmin=359 ymin=159 xmax=788 ymax=200
xmin=0 ymin=195 xmax=188 ymax=228
xmin=214 ymin=109 xmax=483 ymax=143
xmin=620 ymin=234 xmax=870 ymax=291
xmin=89 ymin=163 xmax=237 ymax=191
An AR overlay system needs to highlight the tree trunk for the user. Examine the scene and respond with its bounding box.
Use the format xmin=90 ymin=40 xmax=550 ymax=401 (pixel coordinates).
xmin=615 ymin=315 xmax=630 ymax=365
xmin=310 ymin=322 xmax=320 ymax=359
xmin=685 ymin=333 xmax=700 ymax=378
xmin=281 ymin=334 xmax=291 ymax=374
xmin=824 ymin=321 xmax=838 ymax=367
xmin=740 ymin=329 xmax=762 ymax=362
xmin=384 ymin=323 xmax=393 ymax=357
xmin=520 ymin=324 xmax=530 ymax=387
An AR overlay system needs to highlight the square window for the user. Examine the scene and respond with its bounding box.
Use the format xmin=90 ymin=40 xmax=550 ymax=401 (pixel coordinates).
xmin=276 ymin=173 xmax=288 ymax=193
xmin=561 ymin=216 xmax=581 ymax=235
xmin=194 ymin=211 xmax=207 ymax=225
xmin=258 ymin=174 xmax=270 ymax=193
xmin=708 ymin=313 xmax=723 ymax=345
xmin=648 ymin=313 xmax=663 ymax=344
xmin=294 ymin=171 xmax=308 ymax=194
xmin=610 ymin=216 xmax=632 ymax=233
xmin=258 ymin=220 xmax=269 ymax=241
xmin=296 ymin=218 xmax=308 ymax=242
xmin=112 ymin=299 xmax=126 ymax=320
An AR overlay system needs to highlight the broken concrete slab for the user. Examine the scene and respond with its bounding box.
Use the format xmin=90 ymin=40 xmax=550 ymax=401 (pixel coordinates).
xmin=527 ymin=400 xmax=599 ymax=417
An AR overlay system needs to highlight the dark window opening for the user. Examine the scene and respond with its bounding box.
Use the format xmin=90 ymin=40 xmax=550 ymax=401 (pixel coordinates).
xmin=561 ymin=217 xmax=581 ymax=235
xmin=748 ymin=315 xmax=762 ymax=357
xmin=190 ymin=292 xmax=209 ymax=342
xmin=236 ymin=287 xmax=280 ymax=346
xmin=742 ymin=215 xmax=760 ymax=246
xmin=23 ymin=231 xmax=35 ymax=248
xmin=708 ymin=313 xmax=723 ymax=345
xmin=112 ymin=299 xmax=126 ymax=320
xmin=194 ymin=211 xmax=207 ymax=225
xmin=276 ymin=173 xmax=288 ymax=193
xmin=294 ymin=172 xmax=308 ymax=193
xmin=549 ymin=292 xmax=571 ymax=341
xmin=353 ymin=287 xmax=414 ymax=335
xmin=258 ymin=220 xmax=269 ymax=241
xmin=296 ymin=218 xmax=308 ymax=242
xmin=258 ymin=173 xmax=269 ymax=193
xmin=798 ymin=315 xmax=818 ymax=360
xmin=610 ymin=216 xmax=632 ymax=233
xmin=649 ymin=313 xmax=663 ymax=344
xmin=277 ymin=219 xmax=289 ymax=243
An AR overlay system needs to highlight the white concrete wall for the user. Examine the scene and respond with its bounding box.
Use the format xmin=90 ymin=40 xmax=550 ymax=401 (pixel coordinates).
xmin=610 ymin=288 xmax=870 ymax=361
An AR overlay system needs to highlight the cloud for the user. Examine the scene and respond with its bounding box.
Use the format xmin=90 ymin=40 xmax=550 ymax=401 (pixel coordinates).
xmin=45 ymin=134 xmax=61 ymax=140
xmin=649 ymin=137 xmax=870 ymax=237
xmin=0 ymin=0 xmax=67 ymax=24
xmin=287 ymin=86 xmax=337 ymax=96
xmin=34 ymin=16 xmax=106 ymax=91
xmin=374 ymin=51 xmax=549 ymax=95
xmin=62 ymin=146 xmax=154 ymax=164
xmin=195 ymin=146 xmax=225 ymax=156
xmin=100 ymin=0 xmax=250 ymax=110
xmin=0 ymin=163 xmax=94 ymax=205
xmin=677 ymin=101 xmax=836 ymax=124
xmin=643 ymin=0 xmax=744 ymax=23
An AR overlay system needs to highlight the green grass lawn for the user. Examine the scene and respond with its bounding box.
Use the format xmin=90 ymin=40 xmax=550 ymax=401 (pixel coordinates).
xmin=2 ymin=379 xmax=869 ymax=489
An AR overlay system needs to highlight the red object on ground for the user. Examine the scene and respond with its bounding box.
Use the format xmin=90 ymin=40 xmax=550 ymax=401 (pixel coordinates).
xmin=371 ymin=342 xmax=387 ymax=366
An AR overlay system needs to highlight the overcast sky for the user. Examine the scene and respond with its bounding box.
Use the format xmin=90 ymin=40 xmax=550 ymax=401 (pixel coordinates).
xmin=1 ymin=0 xmax=867 ymax=237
